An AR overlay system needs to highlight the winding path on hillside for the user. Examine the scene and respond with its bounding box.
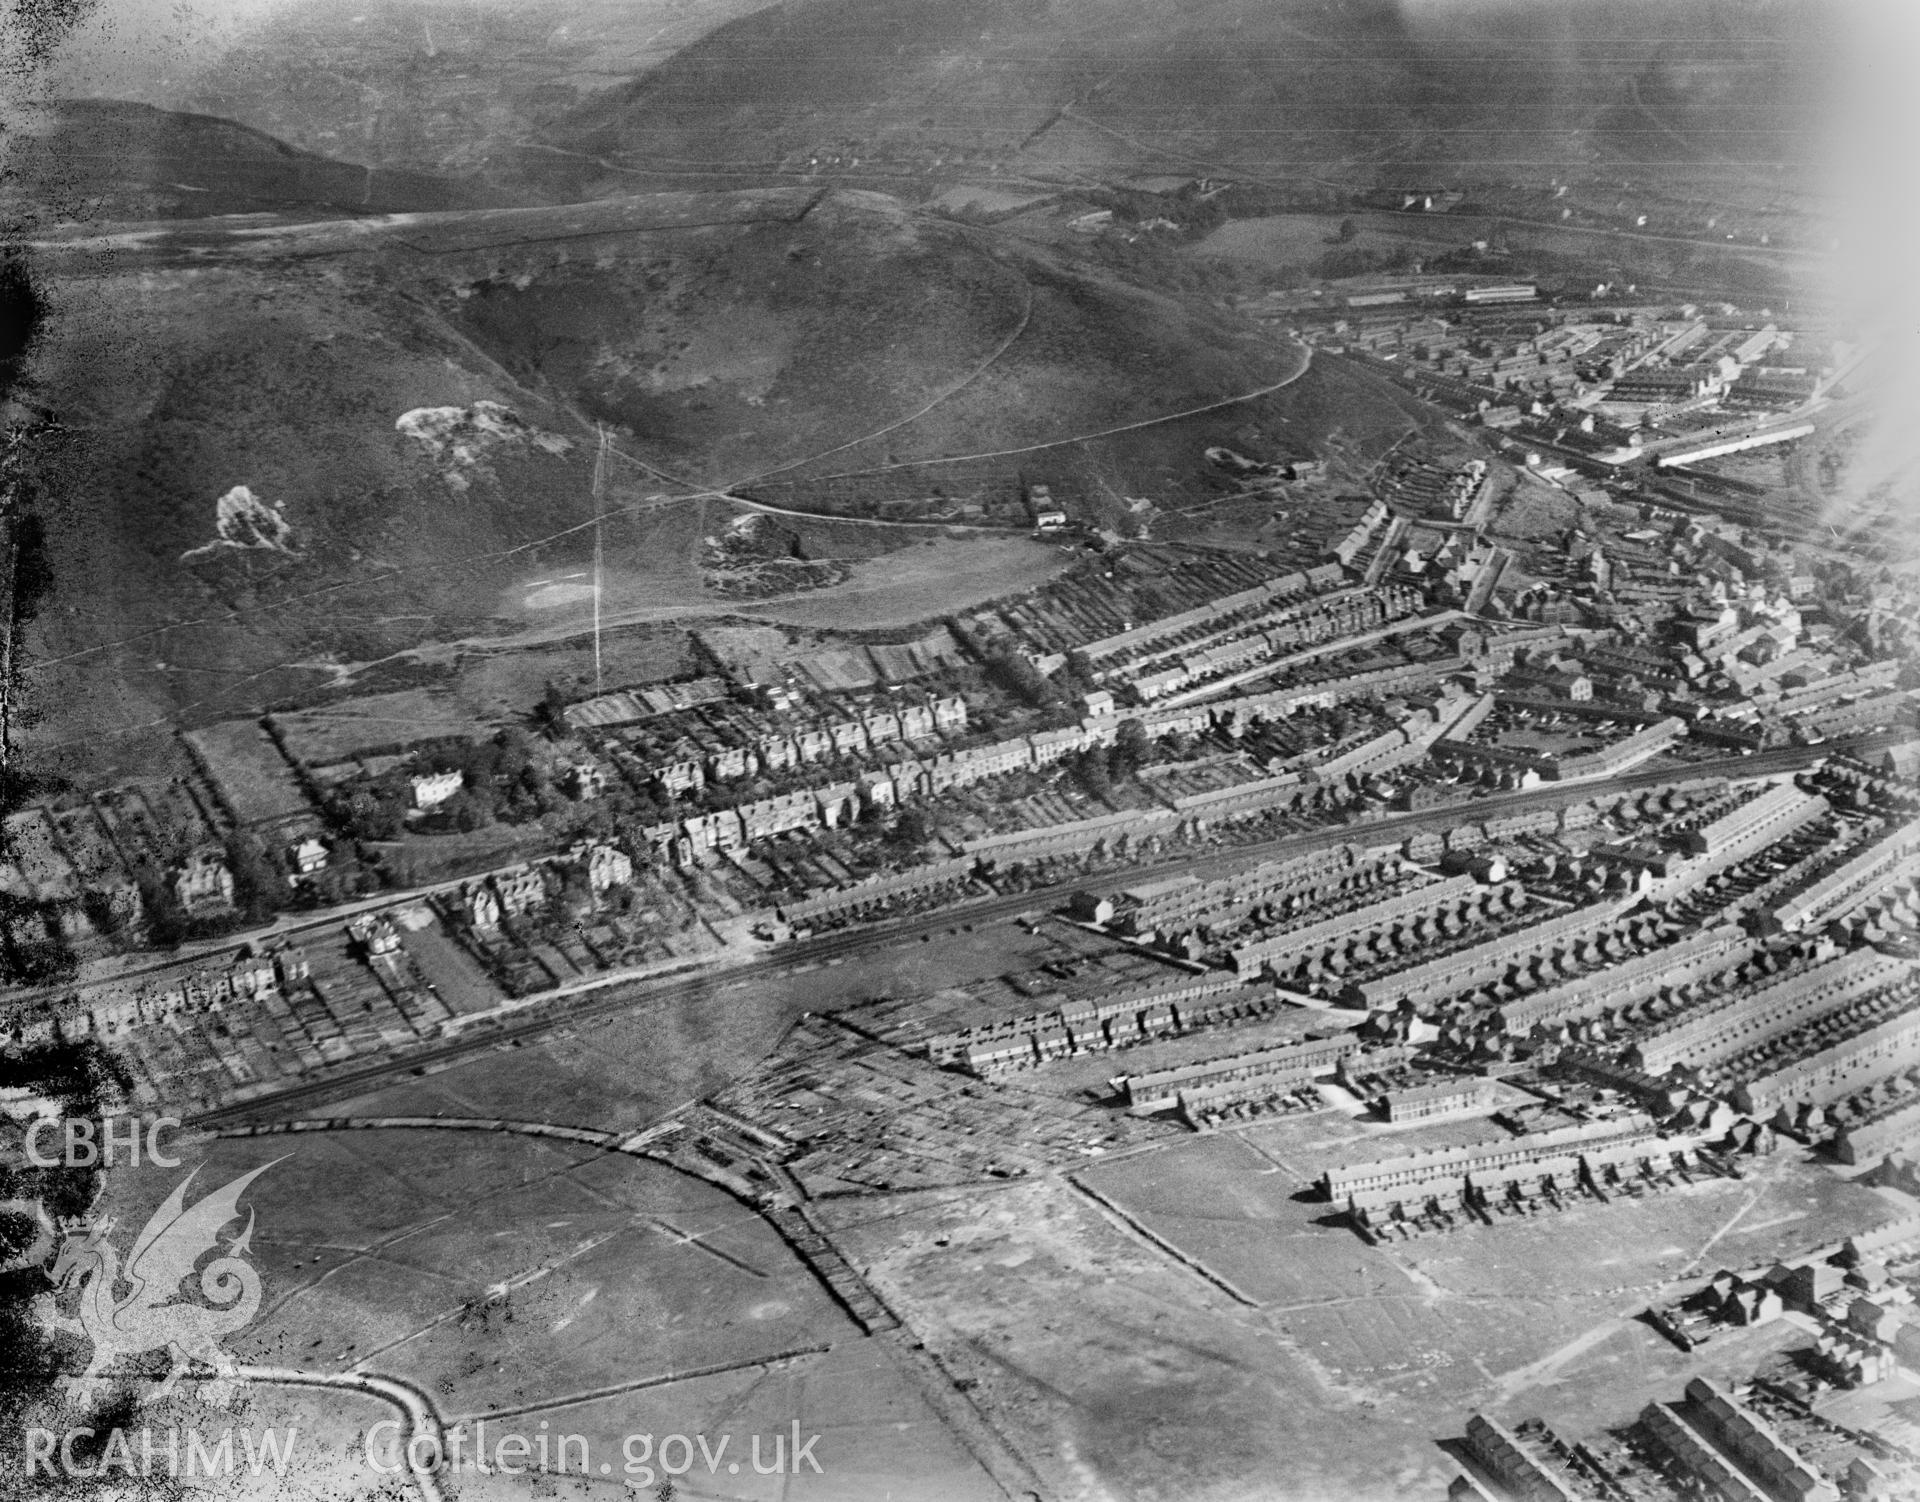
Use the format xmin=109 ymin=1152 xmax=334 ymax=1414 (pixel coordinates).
xmin=745 ymin=336 xmax=1311 ymax=483
xmin=599 ymin=332 xmax=1313 ymax=521
xmin=724 ymin=276 xmax=1039 ymax=488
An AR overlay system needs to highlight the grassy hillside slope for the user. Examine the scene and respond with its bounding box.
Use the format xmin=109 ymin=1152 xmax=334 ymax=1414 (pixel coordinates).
xmin=12 ymin=182 xmax=1407 ymax=777
xmin=4 ymin=99 xmax=508 ymax=226
xmin=531 ymin=0 xmax=1840 ymax=198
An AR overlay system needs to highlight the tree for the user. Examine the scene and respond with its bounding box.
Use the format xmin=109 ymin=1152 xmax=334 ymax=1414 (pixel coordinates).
xmin=446 ymin=789 xmax=492 ymax=833
xmin=1073 ymin=749 xmax=1112 ymax=803
xmin=1335 ymin=217 xmax=1358 ymax=243
xmin=1107 ymin=718 xmax=1153 ymax=782
xmin=0 ymin=895 xmax=75 ymax=987
xmin=335 ymin=786 xmax=405 ymax=842
xmin=984 ymin=647 xmax=1058 ymax=709
xmin=495 ymin=726 xmax=534 ymax=781
xmin=131 ymin=864 xmax=188 ymax=948
xmin=223 ymin=831 xmax=284 ymax=924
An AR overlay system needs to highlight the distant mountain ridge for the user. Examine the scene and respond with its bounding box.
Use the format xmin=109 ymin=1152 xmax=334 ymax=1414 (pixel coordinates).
xmin=35 ymin=0 xmax=1845 ymax=210
xmin=3 ymin=98 xmax=509 ymax=225
xmin=523 ymin=0 xmax=1839 ymax=199
xmin=169 ymin=0 xmax=780 ymax=181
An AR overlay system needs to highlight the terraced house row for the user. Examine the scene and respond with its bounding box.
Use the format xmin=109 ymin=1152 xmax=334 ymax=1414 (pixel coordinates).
xmin=1121 ymin=1032 xmax=1360 ymax=1114
xmin=1493 ymin=923 xmax=1755 ymax=1033
xmin=774 ymin=857 xmax=981 ymax=928
xmin=1731 ymin=989 xmax=1920 ymax=1118
xmin=1771 ymin=659 xmax=1902 ymax=720
xmin=1211 ymin=652 xmax=1474 ymax=730
xmin=1227 ymin=871 xmax=1486 ymax=976
xmin=1661 ymin=1379 xmax=1838 ymax=1502
xmin=1110 ymin=583 xmax=1376 ymax=685
xmin=1675 ymin=781 xmax=1829 ymax=858
xmin=1123 ymin=583 xmax=1424 ymax=703
xmin=1322 ymin=1114 xmax=1691 ymax=1214
xmin=1770 ymin=815 xmax=1920 ymax=932
xmin=635 ymin=709 xmax=1154 ymax=867
xmin=1075 ymin=562 xmax=1346 ymax=669
xmin=1313 ymin=692 xmax=1484 ymax=783
xmin=630 ymin=696 xmax=971 ymax=796
xmin=962 ymin=547 xmax=1334 ymax=670
xmin=924 ymin=974 xmax=1266 ymax=1075
xmin=1627 ymin=950 xmax=1911 ymax=1077
xmin=1353 ymin=895 xmax=1638 ymax=1010
xmin=631 ymin=680 xmax=1334 ymax=873
xmin=1088 ymin=842 xmax=1369 ymax=937
xmin=1437 ymin=716 xmax=1688 ymax=784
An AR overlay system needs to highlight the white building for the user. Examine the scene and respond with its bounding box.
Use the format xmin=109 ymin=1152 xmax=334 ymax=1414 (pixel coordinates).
xmin=411 ymin=770 xmax=464 ymax=810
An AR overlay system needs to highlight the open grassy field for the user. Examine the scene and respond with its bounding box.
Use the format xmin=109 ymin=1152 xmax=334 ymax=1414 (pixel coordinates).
xmin=1188 ymin=214 xmax=1458 ymax=272
xmin=448 ymin=626 xmax=695 ymax=715
xmin=185 ymin=720 xmax=312 ymax=824
xmin=812 ymin=1114 xmax=1912 ymax=1502
xmin=834 ymin=1172 xmax=1458 ymax=1502
xmin=77 ymin=1128 xmax=1000 ymax=1499
xmin=1080 ymin=1126 xmax=1898 ymax=1452
xmin=434 ymin=1340 xmax=1003 ymax=1501
xmin=271 ymin=691 xmax=497 ymax=768
xmin=742 ymin=536 xmax=1076 ymax=632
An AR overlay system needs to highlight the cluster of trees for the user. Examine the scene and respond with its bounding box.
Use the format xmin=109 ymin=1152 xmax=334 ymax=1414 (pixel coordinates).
xmin=1078 ymin=185 xmax=1227 ymax=242
xmin=327 ymin=728 xmax=556 ymax=840
xmin=1312 ymin=242 xmax=1421 ymax=281
xmin=223 ymin=829 xmax=284 ymax=924
xmin=1069 ymin=718 xmax=1155 ymax=804
xmin=886 ymin=808 xmax=933 ymax=851
xmin=0 ymin=892 xmax=75 ymax=987
xmin=983 ymin=646 xmax=1060 ymax=709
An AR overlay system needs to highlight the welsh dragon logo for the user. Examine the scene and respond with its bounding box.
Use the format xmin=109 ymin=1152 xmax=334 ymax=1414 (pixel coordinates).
xmin=25 ymin=1161 xmax=282 ymax=1409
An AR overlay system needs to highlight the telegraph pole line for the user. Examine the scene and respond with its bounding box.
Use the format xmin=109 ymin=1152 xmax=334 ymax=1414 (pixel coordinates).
xmin=592 ymin=424 xmax=608 ymax=697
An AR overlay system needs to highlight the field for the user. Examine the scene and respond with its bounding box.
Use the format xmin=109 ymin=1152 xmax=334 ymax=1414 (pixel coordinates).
xmin=927 ymin=185 xmax=1061 ymax=218
xmin=78 ymin=1129 xmax=998 ymax=1500
xmin=744 ymin=536 xmax=1076 ymax=632
xmin=436 ymin=624 xmax=696 ymax=721
xmin=53 ymin=909 xmax=1112 ymax=1497
xmin=1489 ymin=473 xmax=1585 ymax=542
xmin=1188 ymin=214 xmax=1458 ymax=273
xmin=834 ymin=1172 xmax=1457 ymax=1502
xmin=1091 ymin=1121 xmax=1901 ymax=1416
xmin=271 ymin=691 xmax=498 ymax=768
xmin=812 ymin=1107 xmax=1912 ymax=1502
xmin=185 ymin=720 xmax=313 ymax=824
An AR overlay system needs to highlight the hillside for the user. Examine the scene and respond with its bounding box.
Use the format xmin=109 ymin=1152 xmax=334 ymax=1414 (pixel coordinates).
xmin=38 ymin=0 xmax=1851 ymax=225
xmin=528 ymin=0 xmax=1842 ymax=201
xmin=171 ymin=0 xmax=779 ymax=181
xmin=1 ymin=99 xmax=508 ymax=226
xmin=11 ymin=182 xmax=1410 ymax=780
xmin=432 ymin=191 xmax=1306 ymax=483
